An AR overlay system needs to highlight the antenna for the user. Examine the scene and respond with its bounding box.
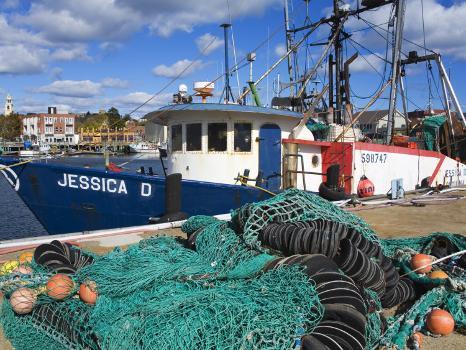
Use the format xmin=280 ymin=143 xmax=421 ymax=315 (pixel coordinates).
xmin=220 ymin=23 xmax=235 ymax=103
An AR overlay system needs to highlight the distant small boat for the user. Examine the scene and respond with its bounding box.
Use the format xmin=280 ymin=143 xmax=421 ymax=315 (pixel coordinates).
xmin=128 ymin=142 xmax=159 ymax=154
xmin=19 ymin=143 xmax=50 ymax=158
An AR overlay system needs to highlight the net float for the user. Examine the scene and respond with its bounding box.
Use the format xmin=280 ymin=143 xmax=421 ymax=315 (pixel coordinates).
xmin=10 ymin=288 xmax=37 ymax=314
xmin=79 ymin=280 xmax=98 ymax=305
xmin=46 ymin=274 xmax=74 ymax=300
xmin=429 ymin=270 xmax=449 ymax=280
xmin=410 ymin=254 xmax=433 ymax=274
xmin=19 ymin=252 xmax=34 ymax=264
xmin=426 ymin=309 xmax=455 ymax=336
xmin=357 ymin=175 xmax=375 ymax=198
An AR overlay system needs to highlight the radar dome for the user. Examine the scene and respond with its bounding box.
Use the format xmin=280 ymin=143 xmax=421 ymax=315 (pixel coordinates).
xmin=179 ymin=84 xmax=188 ymax=93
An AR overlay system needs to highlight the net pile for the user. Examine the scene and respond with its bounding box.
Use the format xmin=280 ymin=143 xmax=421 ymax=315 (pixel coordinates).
xmin=0 ymin=209 xmax=323 ymax=350
xmin=232 ymin=188 xmax=380 ymax=251
xmin=1 ymin=189 xmax=465 ymax=350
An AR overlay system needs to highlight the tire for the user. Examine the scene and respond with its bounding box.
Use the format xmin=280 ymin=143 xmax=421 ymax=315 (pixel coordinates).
xmin=319 ymin=182 xmax=349 ymax=201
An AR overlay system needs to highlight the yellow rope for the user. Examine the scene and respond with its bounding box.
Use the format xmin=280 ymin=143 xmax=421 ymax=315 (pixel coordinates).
xmin=236 ymin=175 xmax=277 ymax=196
xmin=0 ymin=159 xmax=33 ymax=171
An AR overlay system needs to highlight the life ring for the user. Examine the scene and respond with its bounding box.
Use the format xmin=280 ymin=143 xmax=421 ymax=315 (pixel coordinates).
xmin=0 ymin=163 xmax=20 ymax=191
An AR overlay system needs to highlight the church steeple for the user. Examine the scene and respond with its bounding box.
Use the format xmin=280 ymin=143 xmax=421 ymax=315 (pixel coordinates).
xmin=4 ymin=94 xmax=13 ymax=116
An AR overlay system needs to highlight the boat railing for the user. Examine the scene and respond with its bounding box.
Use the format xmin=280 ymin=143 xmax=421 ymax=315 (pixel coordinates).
xmin=282 ymin=153 xmax=328 ymax=191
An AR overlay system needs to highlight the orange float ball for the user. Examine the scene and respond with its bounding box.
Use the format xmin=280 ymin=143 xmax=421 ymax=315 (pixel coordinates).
xmin=10 ymin=288 xmax=37 ymax=314
xmin=19 ymin=251 xmax=34 ymax=264
xmin=46 ymin=274 xmax=74 ymax=300
xmin=412 ymin=332 xmax=423 ymax=347
xmin=410 ymin=254 xmax=433 ymax=274
xmin=79 ymin=281 xmax=98 ymax=305
xmin=429 ymin=270 xmax=449 ymax=280
xmin=426 ymin=309 xmax=455 ymax=336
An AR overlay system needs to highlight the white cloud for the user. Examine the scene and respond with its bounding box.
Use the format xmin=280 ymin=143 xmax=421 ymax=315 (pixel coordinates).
xmin=14 ymin=0 xmax=279 ymax=43
xmin=14 ymin=0 xmax=141 ymax=43
xmin=101 ymin=78 xmax=129 ymax=89
xmin=116 ymin=0 xmax=280 ymax=37
xmin=195 ymin=33 xmax=224 ymax=55
xmin=347 ymin=0 xmax=466 ymax=61
xmin=351 ymin=54 xmax=385 ymax=73
xmin=274 ymin=44 xmax=287 ymax=57
xmin=52 ymin=96 xmax=100 ymax=108
xmin=0 ymin=15 xmax=49 ymax=47
xmin=50 ymin=46 xmax=91 ymax=61
xmin=152 ymin=59 xmax=205 ymax=78
xmin=111 ymin=92 xmax=172 ymax=115
xmin=35 ymin=80 xmax=103 ymax=97
xmin=0 ymin=0 xmax=279 ymax=75
xmin=0 ymin=45 xmax=48 ymax=74
xmin=34 ymin=77 xmax=130 ymax=98
xmin=99 ymin=41 xmax=123 ymax=52
xmin=112 ymin=92 xmax=171 ymax=106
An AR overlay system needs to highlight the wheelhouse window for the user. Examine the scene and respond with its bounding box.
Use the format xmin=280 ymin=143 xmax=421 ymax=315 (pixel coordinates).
xmin=186 ymin=123 xmax=202 ymax=151
xmin=208 ymin=123 xmax=227 ymax=152
xmin=171 ymin=124 xmax=182 ymax=151
xmin=234 ymin=123 xmax=252 ymax=152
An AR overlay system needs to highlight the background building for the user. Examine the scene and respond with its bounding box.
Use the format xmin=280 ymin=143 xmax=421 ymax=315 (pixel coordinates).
xmin=357 ymin=109 xmax=407 ymax=139
xmin=21 ymin=107 xmax=79 ymax=145
xmin=4 ymin=94 xmax=13 ymax=116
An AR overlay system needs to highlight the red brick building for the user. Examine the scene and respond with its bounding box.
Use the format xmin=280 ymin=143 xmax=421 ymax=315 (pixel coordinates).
xmin=22 ymin=107 xmax=79 ymax=145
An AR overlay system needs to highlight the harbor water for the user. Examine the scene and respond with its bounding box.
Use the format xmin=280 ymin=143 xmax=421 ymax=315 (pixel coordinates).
xmin=0 ymin=154 xmax=163 ymax=240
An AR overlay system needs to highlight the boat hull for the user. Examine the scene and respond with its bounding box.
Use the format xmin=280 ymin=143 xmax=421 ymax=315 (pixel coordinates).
xmin=0 ymin=158 xmax=270 ymax=235
xmin=283 ymin=139 xmax=466 ymax=194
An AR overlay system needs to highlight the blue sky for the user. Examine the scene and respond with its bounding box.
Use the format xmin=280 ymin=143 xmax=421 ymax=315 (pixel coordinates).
xmin=1 ymin=0 xmax=466 ymax=117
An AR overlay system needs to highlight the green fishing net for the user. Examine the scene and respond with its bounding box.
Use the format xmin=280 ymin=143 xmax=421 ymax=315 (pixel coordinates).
xmin=422 ymin=115 xmax=446 ymax=151
xmin=306 ymin=122 xmax=330 ymax=141
xmin=232 ymin=188 xmax=379 ymax=251
xmin=1 ymin=189 xmax=466 ymax=350
xmin=1 ymin=212 xmax=323 ymax=350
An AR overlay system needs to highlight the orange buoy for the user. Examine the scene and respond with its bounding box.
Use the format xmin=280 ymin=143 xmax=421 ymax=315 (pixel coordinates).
xmin=410 ymin=254 xmax=433 ymax=274
xmin=426 ymin=309 xmax=455 ymax=336
xmin=46 ymin=274 xmax=74 ymax=300
xmin=429 ymin=270 xmax=449 ymax=280
xmin=19 ymin=251 xmax=34 ymax=264
xmin=10 ymin=288 xmax=37 ymax=314
xmin=412 ymin=332 xmax=423 ymax=348
xmin=79 ymin=281 xmax=98 ymax=305
xmin=357 ymin=175 xmax=375 ymax=198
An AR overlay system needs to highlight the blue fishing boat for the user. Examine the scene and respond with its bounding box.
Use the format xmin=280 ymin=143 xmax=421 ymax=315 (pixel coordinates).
xmin=0 ymin=102 xmax=307 ymax=234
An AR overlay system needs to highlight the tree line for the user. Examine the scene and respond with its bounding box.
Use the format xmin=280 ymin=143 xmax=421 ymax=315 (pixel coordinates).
xmin=0 ymin=107 xmax=140 ymax=141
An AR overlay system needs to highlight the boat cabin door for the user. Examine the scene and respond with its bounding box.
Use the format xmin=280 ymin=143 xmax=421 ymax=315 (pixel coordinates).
xmin=258 ymin=123 xmax=281 ymax=192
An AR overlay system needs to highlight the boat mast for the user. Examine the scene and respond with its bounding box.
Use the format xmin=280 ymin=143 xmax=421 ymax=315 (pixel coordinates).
xmin=220 ymin=23 xmax=235 ymax=103
xmin=284 ymin=0 xmax=294 ymax=97
xmin=333 ymin=0 xmax=343 ymax=125
xmin=386 ymin=0 xmax=406 ymax=145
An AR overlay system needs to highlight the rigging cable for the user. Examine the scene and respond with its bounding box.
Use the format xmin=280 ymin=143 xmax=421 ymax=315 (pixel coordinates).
xmin=421 ymin=0 xmax=433 ymax=111
xmin=359 ymin=17 xmax=436 ymax=56
xmin=124 ymin=20 xmax=286 ymax=119
xmin=226 ymin=0 xmax=241 ymax=98
xmin=348 ymin=19 xmax=391 ymax=100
